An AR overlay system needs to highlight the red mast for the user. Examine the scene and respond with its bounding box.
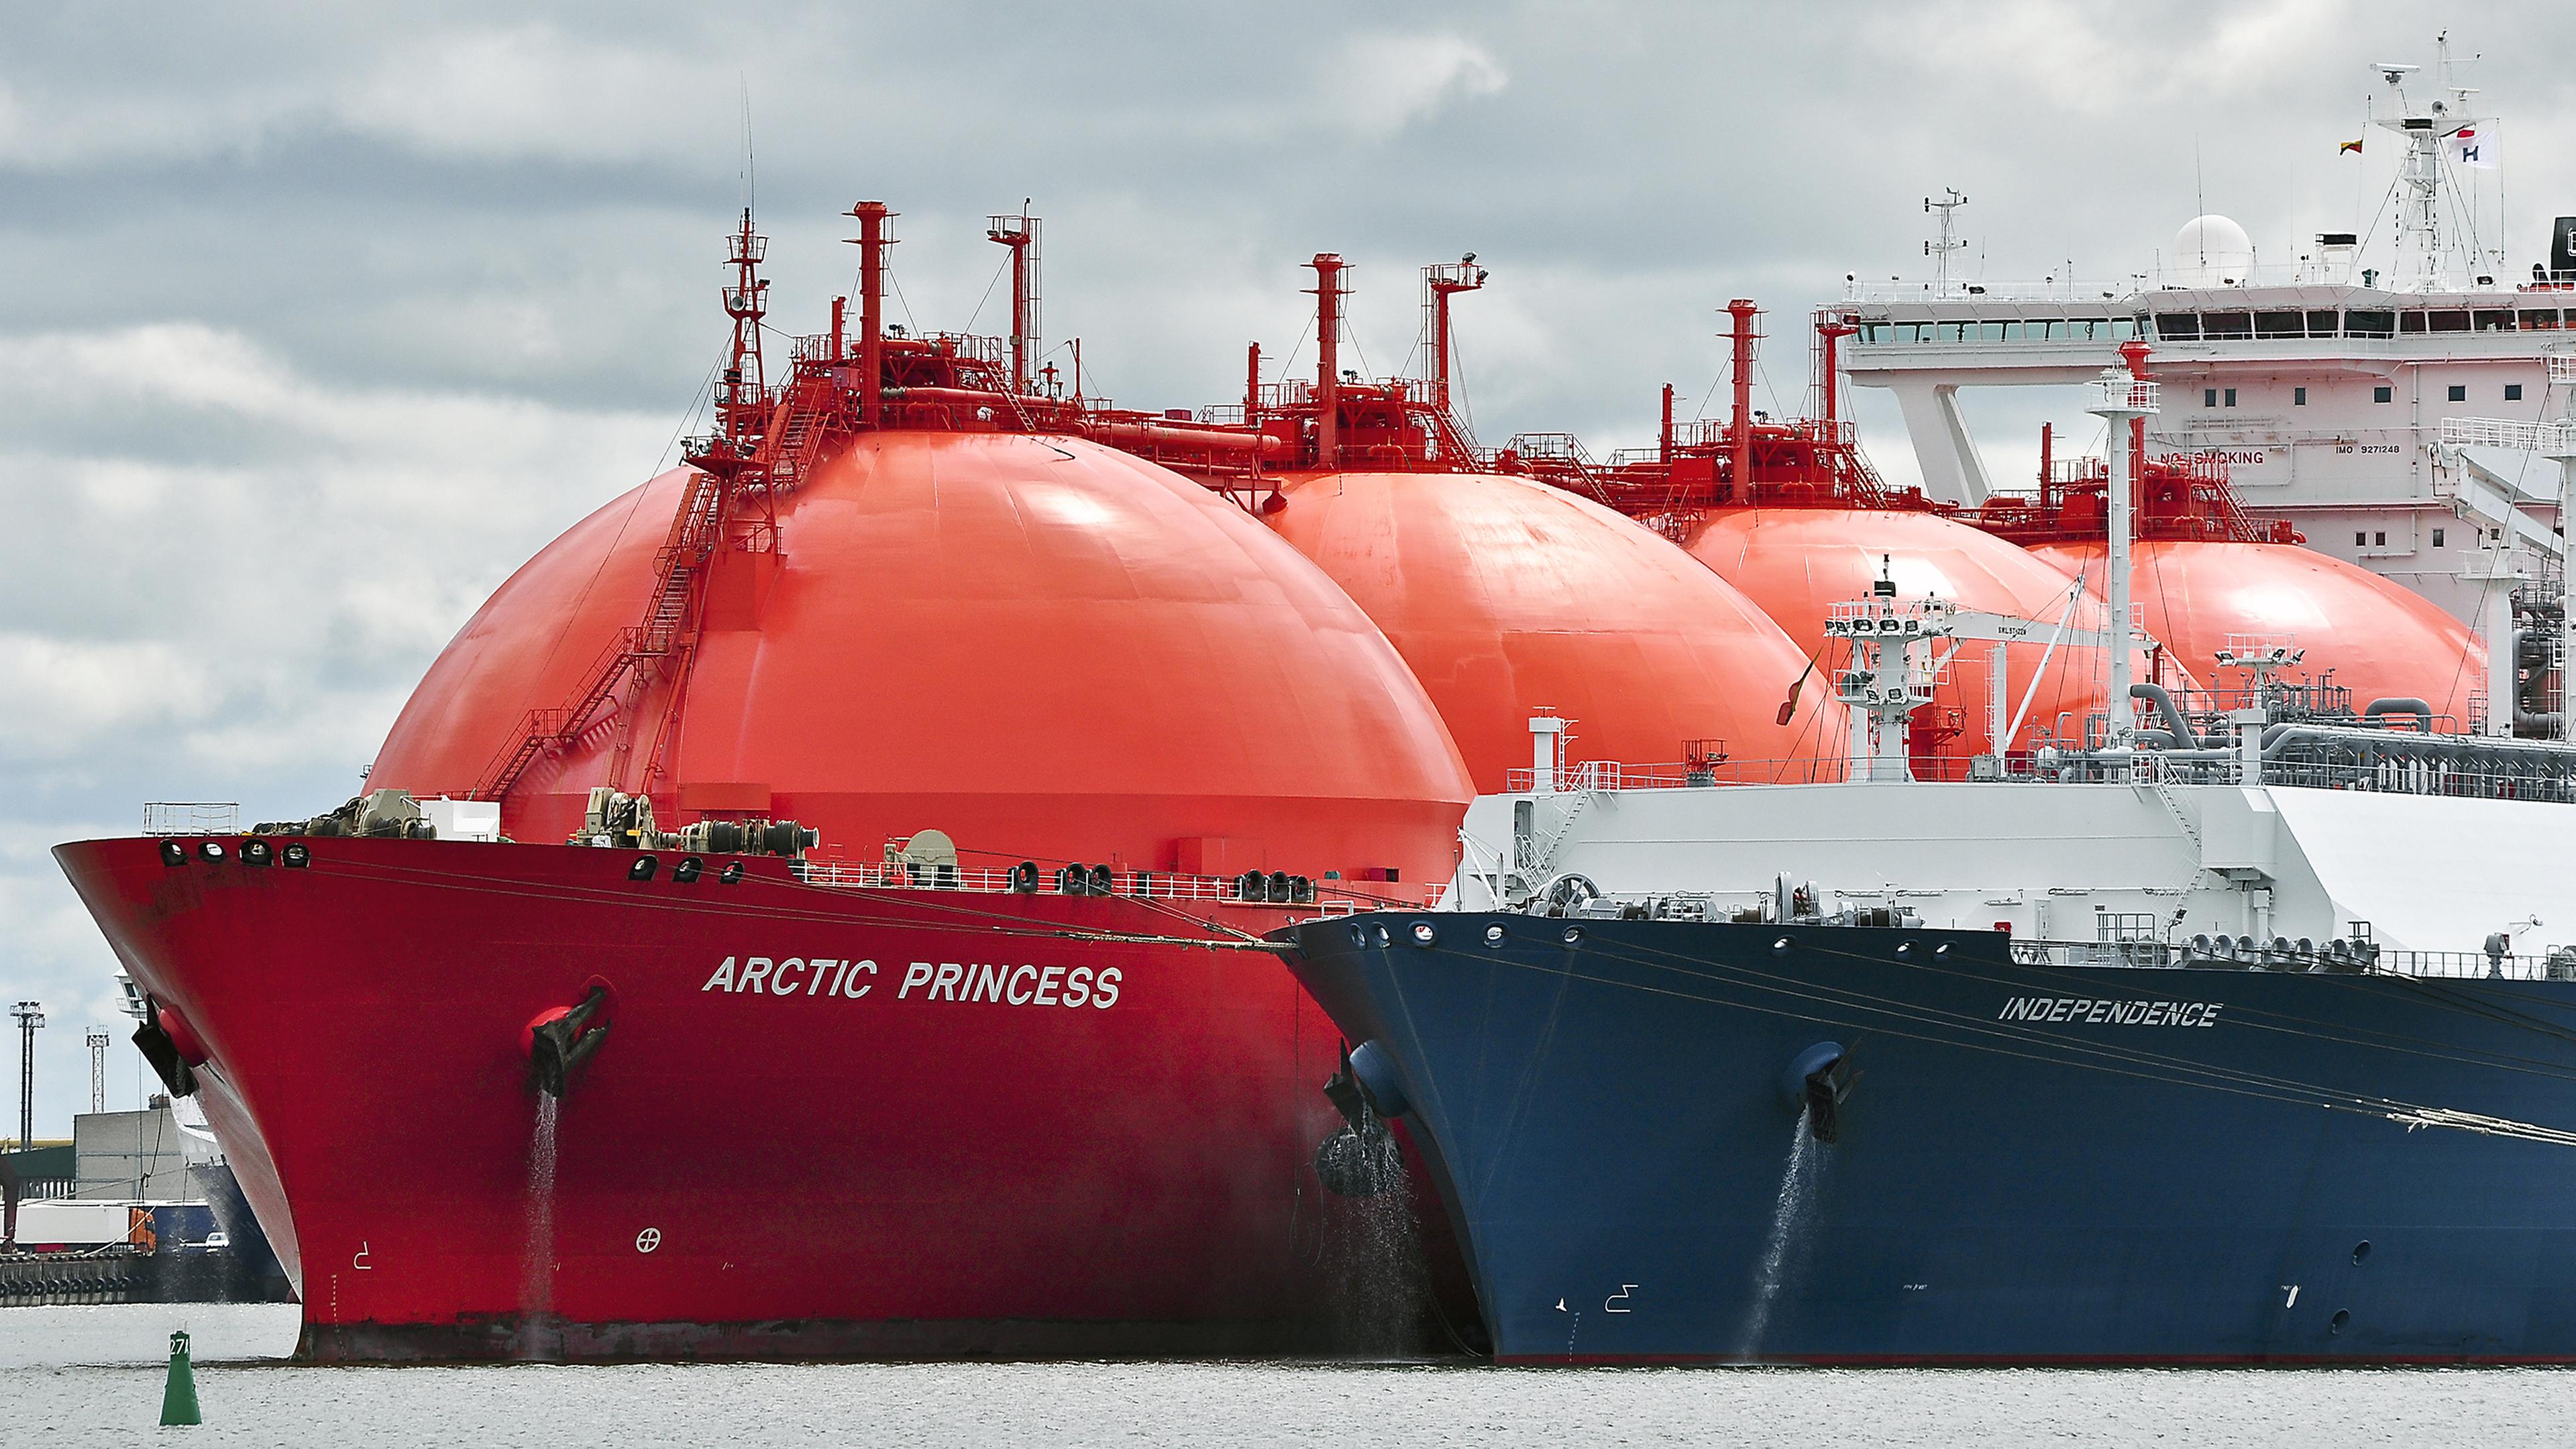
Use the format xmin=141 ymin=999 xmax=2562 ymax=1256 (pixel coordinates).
xmin=2120 ymin=336 xmax=2153 ymax=480
xmin=1726 ymin=299 xmax=1760 ymax=495
xmin=718 ymin=210 xmax=769 ymax=445
xmin=1422 ymin=254 xmax=1487 ymax=415
xmin=1310 ymin=254 xmax=1346 ymax=469
xmin=1815 ymin=315 xmax=1858 ymax=431
xmin=985 ymin=205 xmax=1040 ymax=394
xmin=849 ymin=201 xmax=892 ymax=427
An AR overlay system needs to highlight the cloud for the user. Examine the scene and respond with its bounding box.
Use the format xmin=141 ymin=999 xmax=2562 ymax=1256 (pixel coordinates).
xmin=330 ymin=24 xmax=733 ymax=166
xmin=1323 ymin=32 xmax=1508 ymax=135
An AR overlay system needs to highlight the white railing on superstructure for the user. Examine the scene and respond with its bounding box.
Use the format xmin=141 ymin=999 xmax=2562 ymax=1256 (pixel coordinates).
xmin=1836 ymin=264 xmax=2524 ymax=307
xmin=2440 ymin=417 xmax=2576 ymax=455
xmin=2086 ymin=374 xmax=2159 ymax=416
xmin=141 ymin=803 xmax=239 ymax=836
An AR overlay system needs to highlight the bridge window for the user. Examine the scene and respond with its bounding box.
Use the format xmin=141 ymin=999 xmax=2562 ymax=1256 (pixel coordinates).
xmin=2306 ymin=309 xmax=2340 ymax=335
xmin=1940 ymin=321 xmax=1972 ymax=343
xmin=1998 ymin=321 xmax=2025 ymax=341
xmin=2429 ymin=310 xmax=2471 ymax=333
xmin=2473 ymin=309 xmax=2514 ymax=332
xmin=2508 ymin=383 xmax=2524 ymax=401
xmin=2400 ymin=312 xmax=2428 ymax=333
xmin=2112 ymin=317 xmax=2141 ymax=339
xmin=2346 ymin=310 xmax=2396 ymax=337
xmin=2154 ymin=313 xmax=2199 ymax=340
xmin=2255 ymin=311 xmax=2304 ymax=338
xmin=1978 ymin=321 xmax=2008 ymax=342
xmin=2202 ymin=312 xmax=2253 ymax=339
xmin=2524 ymin=309 xmax=2562 ymax=330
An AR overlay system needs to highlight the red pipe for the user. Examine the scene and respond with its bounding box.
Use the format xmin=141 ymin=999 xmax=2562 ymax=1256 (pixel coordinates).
xmin=1246 ymin=342 xmax=1261 ymax=425
xmin=1089 ymin=421 xmax=1286 ymax=456
xmin=851 ymin=201 xmax=891 ymax=427
xmin=882 ymin=384 xmax=1080 ymax=419
xmin=1660 ymin=383 xmax=1675 ymax=467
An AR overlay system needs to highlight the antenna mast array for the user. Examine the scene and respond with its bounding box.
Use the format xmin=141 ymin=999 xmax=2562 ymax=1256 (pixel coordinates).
xmin=2369 ymin=34 xmax=2493 ymax=291
xmin=10 ymin=1002 xmax=42 ymax=1150
xmin=1925 ymin=190 xmax=1970 ymax=297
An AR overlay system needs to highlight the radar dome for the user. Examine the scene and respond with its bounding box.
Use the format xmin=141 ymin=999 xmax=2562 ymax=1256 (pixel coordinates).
xmin=368 ymin=433 xmax=1475 ymax=886
xmin=2172 ymin=215 xmax=2256 ymax=288
xmin=1263 ymin=472 xmax=1846 ymax=790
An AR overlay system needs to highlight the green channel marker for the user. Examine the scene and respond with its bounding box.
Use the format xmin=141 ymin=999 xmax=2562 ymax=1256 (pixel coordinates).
xmin=161 ymin=1328 xmax=201 ymax=1426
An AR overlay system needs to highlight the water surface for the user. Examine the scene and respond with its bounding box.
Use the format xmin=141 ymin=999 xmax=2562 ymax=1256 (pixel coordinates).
xmin=6 ymin=1306 xmax=2571 ymax=1446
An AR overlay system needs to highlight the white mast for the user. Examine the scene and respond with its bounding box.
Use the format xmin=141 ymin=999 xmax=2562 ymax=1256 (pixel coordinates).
xmin=1925 ymin=190 xmax=1968 ymax=298
xmin=2087 ymin=360 xmax=2157 ymax=749
xmin=2369 ymin=35 xmax=2489 ymax=292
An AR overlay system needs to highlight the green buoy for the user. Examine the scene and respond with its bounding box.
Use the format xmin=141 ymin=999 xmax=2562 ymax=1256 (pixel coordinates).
xmin=160 ymin=1328 xmax=201 ymax=1426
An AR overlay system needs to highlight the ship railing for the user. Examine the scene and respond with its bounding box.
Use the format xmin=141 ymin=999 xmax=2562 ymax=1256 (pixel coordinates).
xmin=2003 ymin=938 xmax=2576 ymax=981
xmin=141 ymin=802 xmax=239 ymax=836
xmin=1505 ymin=758 xmax=1857 ymax=793
xmin=1837 ymin=262 xmax=2395 ymax=307
xmin=2440 ymin=416 xmax=2576 ymax=455
xmin=2385 ymin=949 xmax=2576 ymax=981
xmin=786 ymin=858 xmax=1387 ymax=912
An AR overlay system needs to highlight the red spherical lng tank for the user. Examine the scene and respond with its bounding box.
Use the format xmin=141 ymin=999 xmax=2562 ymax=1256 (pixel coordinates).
xmin=370 ymin=432 xmax=1475 ymax=885
xmin=1261 ymin=471 xmax=1847 ymax=789
xmin=1684 ymin=507 xmax=2164 ymax=762
xmin=2032 ymin=541 xmax=2488 ymax=728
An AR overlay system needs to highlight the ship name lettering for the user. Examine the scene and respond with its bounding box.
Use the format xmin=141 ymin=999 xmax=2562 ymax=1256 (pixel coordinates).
xmin=895 ymin=961 xmax=1120 ymax=1008
xmin=700 ymin=956 xmax=877 ymax=998
xmin=1997 ymin=995 xmax=2220 ymax=1027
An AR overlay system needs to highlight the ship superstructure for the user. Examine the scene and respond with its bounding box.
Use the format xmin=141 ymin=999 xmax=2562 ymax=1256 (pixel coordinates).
xmin=1832 ymin=38 xmax=2573 ymax=656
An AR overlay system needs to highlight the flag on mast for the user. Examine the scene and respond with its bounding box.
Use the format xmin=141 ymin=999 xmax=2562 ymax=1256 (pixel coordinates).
xmin=2449 ymin=127 xmax=2498 ymax=169
xmin=2339 ymin=138 xmax=2363 ymax=155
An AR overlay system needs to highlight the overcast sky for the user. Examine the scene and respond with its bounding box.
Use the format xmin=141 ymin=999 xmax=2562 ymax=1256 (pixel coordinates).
xmin=5 ymin=0 xmax=2568 ymax=1136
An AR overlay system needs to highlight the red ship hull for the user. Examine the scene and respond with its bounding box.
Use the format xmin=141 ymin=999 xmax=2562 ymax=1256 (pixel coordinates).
xmin=56 ymin=834 xmax=1397 ymax=1360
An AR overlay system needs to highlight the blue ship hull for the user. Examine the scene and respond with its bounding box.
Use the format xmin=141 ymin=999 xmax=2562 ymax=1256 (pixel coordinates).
xmin=1281 ymin=914 xmax=2576 ymax=1363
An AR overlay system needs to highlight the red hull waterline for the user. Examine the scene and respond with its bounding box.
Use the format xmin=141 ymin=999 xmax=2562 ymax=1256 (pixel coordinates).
xmin=56 ymin=834 xmax=1404 ymax=1362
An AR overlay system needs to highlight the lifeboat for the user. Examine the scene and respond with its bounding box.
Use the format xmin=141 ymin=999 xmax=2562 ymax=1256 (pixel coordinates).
xmin=1227 ymin=258 xmax=1843 ymax=790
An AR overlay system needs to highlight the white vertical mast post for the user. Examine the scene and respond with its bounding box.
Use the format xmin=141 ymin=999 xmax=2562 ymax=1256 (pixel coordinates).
xmin=2086 ymin=347 xmax=2158 ymax=750
xmin=1528 ymin=714 xmax=1566 ymax=793
xmin=2549 ymin=433 xmax=2576 ymax=742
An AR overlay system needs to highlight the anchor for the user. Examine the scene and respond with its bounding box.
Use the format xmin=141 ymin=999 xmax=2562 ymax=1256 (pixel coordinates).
xmin=1313 ymin=1044 xmax=1401 ymax=1197
xmin=527 ymin=985 xmax=612 ymax=1099
xmin=1801 ymin=1047 xmax=1861 ymax=1145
